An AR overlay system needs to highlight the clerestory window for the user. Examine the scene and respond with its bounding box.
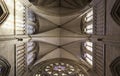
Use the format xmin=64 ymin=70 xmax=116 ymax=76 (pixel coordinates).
xmin=82 ymin=41 xmax=93 ymax=65
xmin=82 ymin=9 xmax=93 ymax=34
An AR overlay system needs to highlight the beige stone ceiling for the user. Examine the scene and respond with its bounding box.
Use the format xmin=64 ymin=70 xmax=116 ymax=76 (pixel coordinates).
xmin=32 ymin=15 xmax=90 ymax=63
xmin=29 ymin=0 xmax=92 ymax=16
xmin=19 ymin=0 xmax=92 ymax=63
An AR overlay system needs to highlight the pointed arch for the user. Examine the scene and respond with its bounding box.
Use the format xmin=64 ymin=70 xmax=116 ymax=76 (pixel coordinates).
xmin=110 ymin=56 xmax=120 ymax=76
xmin=0 ymin=56 xmax=11 ymax=76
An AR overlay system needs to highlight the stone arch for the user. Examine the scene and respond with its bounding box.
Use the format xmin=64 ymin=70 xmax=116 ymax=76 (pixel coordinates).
xmin=111 ymin=0 xmax=120 ymax=25
xmin=0 ymin=56 xmax=11 ymax=76
xmin=110 ymin=56 xmax=120 ymax=76
xmin=0 ymin=0 xmax=9 ymax=24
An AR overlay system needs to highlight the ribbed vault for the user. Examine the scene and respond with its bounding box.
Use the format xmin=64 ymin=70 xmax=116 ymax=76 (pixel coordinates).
xmin=29 ymin=0 xmax=92 ymax=16
xmin=18 ymin=0 xmax=93 ymax=75
xmin=28 ymin=1 xmax=91 ymax=64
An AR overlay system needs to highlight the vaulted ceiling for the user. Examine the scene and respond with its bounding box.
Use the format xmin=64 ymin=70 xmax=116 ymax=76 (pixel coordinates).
xmin=29 ymin=0 xmax=92 ymax=16
xmin=32 ymin=15 xmax=89 ymax=63
xmin=19 ymin=0 xmax=92 ymax=70
xmin=26 ymin=0 xmax=91 ymax=63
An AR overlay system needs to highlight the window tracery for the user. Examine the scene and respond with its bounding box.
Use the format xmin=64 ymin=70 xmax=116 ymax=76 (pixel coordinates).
xmin=44 ymin=62 xmax=76 ymax=76
xmin=81 ymin=9 xmax=93 ymax=65
xmin=25 ymin=8 xmax=38 ymax=35
xmin=82 ymin=41 xmax=93 ymax=65
xmin=32 ymin=59 xmax=88 ymax=76
xmin=84 ymin=41 xmax=93 ymax=52
xmin=82 ymin=9 xmax=93 ymax=34
xmin=84 ymin=10 xmax=93 ymax=22
xmin=26 ymin=24 xmax=36 ymax=35
xmin=83 ymin=53 xmax=93 ymax=65
xmin=27 ymin=41 xmax=38 ymax=65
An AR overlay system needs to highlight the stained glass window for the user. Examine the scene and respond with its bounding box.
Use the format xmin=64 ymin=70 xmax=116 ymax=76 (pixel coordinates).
xmin=85 ymin=10 xmax=93 ymax=22
xmin=27 ymin=41 xmax=37 ymax=65
xmin=34 ymin=62 xmax=86 ymax=76
xmin=84 ymin=41 xmax=93 ymax=52
xmin=83 ymin=9 xmax=93 ymax=34
xmin=82 ymin=41 xmax=93 ymax=65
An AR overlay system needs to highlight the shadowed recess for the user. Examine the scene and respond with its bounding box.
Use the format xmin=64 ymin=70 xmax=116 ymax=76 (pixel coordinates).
xmin=29 ymin=0 xmax=92 ymax=16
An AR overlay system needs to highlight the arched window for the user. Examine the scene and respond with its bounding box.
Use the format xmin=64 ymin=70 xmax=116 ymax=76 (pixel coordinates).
xmin=33 ymin=59 xmax=88 ymax=76
xmin=83 ymin=9 xmax=93 ymax=34
xmin=25 ymin=8 xmax=38 ymax=35
xmin=82 ymin=41 xmax=93 ymax=65
xmin=26 ymin=9 xmax=36 ymax=22
xmin=84 ymin=10 xmax=93 ymax=22
xmin=26 ymin=24 xmax=36 ymax=35
xmin=84 ymin=24 xmax=93 ymax=34
xmin=27 ymin=41 xmax=38 ymax=65
xmin=84 ymin=41 xmax=93 ymax=52
xmin=84 ymin=53 xmax=93 ymax=65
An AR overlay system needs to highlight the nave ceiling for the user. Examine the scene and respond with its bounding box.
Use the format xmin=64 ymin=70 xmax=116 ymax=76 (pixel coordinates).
xmin=19 ymin=0 xmax=92 ymax=66
xmin=29 ymin=0 xmax=92 ymax=16
xmin=0 ymin=0 xmax=93 ymax=76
